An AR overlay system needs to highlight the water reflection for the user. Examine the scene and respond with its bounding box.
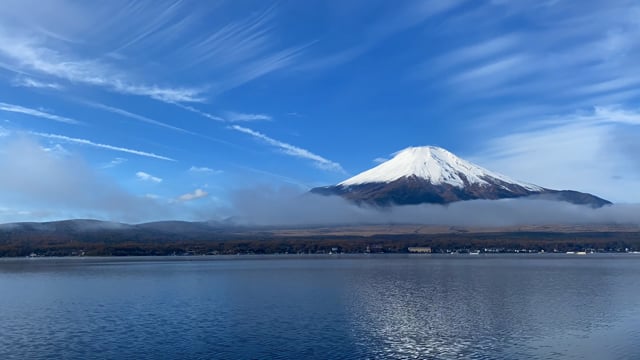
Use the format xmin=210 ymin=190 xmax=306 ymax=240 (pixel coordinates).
xmin=344 ymin=255 xmax=640 ymax=359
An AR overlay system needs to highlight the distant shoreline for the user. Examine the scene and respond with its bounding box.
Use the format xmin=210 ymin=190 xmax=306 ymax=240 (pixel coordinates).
xmin=4 ymin=252 xmax=640 ymax=260
xmin=2 ymin=229 xmax=639 ymax=257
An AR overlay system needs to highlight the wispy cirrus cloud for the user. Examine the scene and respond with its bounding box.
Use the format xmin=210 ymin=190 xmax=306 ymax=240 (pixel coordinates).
xmin=0 ymin=102 xmax=81 ymax=125
xmin=225 ymin=111 xmax=272 ymax=122
xmin=0 ymin=1 xmax=312 ymax=103
xmin=84 ymin=101 xmax=194 ymax=134
xmin=298 ymin=0 xmax=466 ymax=71
xmin=178 ymin=104 xmax=272 ymax=123
xmin=82 ymin=101 xmax=239 ymax=148
xmin=219 ymin=44 xmax=308 ymax=92
xmin=426 ymin=1 xmax=640 ymax=112
xmin=430 ymin=34 xmax=520 ymax=73
xmin=175 ymin=103 xmax=225 ymax=122
xmin=31 ymin=131 xmax=175 ymax=161
xmin=234 ymin=165 xmax=309 ymax=188
xmin=575 ymin=76 xmax=640 ymax=97
xmin=189 ymin=166 xmax=221 ymax=174
xmin=178 ymin=5 xmax=277 ymax=70
xmin=136 ymin=171 xmax=162 ymax=183
xmin=11 ymin=76 xmax=63 ymax=89
xmin=111 ymin=82 xmax=206 ymax=103
xmin=449 ymin=54 xmax=531 ymax=92
xmin=0 ymin=30 xmax=206 ymax=103
xmin=174 ymin=5 xmax=309 ymax=93
xmin=231 ymin=125 xmax=344 ymax=172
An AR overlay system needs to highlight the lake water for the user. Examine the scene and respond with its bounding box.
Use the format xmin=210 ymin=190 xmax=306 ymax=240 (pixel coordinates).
xmin=1 ymin=254 xmax=639 ymax=359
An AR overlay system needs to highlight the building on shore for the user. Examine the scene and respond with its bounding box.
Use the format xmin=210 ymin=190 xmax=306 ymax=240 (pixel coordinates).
xmin=408 ymin=247 xmax=432 ymax=253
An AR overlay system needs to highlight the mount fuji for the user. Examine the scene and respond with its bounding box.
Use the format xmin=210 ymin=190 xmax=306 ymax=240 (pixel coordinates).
xmin=312 ymin=146 xmax=611 ymax=208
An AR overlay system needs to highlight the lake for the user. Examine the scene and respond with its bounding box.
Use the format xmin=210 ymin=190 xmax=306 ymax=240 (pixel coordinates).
xmin=1 ymin=254 xmax=639 ymax=359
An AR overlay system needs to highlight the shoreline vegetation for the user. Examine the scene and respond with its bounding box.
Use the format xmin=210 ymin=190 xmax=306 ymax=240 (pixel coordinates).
xmin=1 ymin=223 xmax=639 ymax=257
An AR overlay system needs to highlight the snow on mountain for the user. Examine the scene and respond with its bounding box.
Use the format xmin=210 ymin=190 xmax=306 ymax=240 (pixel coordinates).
xmin=339 ymin=146 xmax=542 ymax=191
xmin=312 ymin=145 xmax=611 ymax=207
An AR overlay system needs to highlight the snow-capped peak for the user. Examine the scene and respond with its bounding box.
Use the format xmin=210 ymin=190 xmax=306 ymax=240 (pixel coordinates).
xmin=339 ymin=146 xmax=542 ymax=191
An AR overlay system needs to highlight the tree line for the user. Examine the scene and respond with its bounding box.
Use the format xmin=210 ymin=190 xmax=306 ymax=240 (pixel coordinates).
xmin=2 ymin=231 xmax=639 ymax=257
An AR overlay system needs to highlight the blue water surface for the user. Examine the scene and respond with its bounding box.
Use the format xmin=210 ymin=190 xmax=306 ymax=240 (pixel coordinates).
xmin=1 ymin=254 xmax=639 ymax=360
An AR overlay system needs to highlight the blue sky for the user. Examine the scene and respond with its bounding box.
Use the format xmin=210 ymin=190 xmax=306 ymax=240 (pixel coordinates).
xmin=0 ymin=0 xmax=639 ymax=222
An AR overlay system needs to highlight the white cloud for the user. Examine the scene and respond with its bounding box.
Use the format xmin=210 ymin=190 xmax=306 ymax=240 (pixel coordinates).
xmin=31 ymin=131 xmax=175 ymax=161
xmin=432 ymin=1 xmax=640 ymax=107
xmin=11 ymin=76 xmax=63 ymax=89
xmin=189 ymin=166 xmax=221 ymax=174
xmin=0 ymin=2 xmax=310 ymax=103
xmin=231 ymin=125 xmax=344 ymax=172
xmin=0 ymin=31 xmax=205 ymax=103
xmin=136 ymin=171 xmax=162 ymax=183
xmin=177 ymin=105 xmax=272 ymax=123
xmin=225 ymin=111 xmax=272 ymax=122
xmin=111 ymin=82 xmax=206 ymax=103
xmin=0 ymin=102 xmax=81 ymax=125
xmin=42 ymin=143 xmax=69 ymax=156
xmin=102 ymin=157 xmax=127 ymax=169
xmin=473 ymin=106 xmax=640 ymax=203
xmin=373 ymin=157 xmax=389 ymax=164
xmin=178 ymin=188 xmax=208 ymax=202
xmin=0 ymin=137 xmax=171 ymax=222
xmin=176 ymin=104 xmax=225 ymax=122
xmin=593 ymin=106 xmax=640 ymax=125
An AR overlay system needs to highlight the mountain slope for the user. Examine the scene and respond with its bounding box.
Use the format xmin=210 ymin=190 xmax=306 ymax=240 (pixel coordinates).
xmin=312 ymin=146 xmax=611 ymax=208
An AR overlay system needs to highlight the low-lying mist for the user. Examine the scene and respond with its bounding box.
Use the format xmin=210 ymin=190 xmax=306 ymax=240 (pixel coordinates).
xmin=226 ymin=186 xmax=640 ymax=227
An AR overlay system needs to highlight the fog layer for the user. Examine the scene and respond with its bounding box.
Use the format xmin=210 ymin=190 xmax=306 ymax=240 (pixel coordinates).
xmin=228 ymin=186 xmax=640 ymax=227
